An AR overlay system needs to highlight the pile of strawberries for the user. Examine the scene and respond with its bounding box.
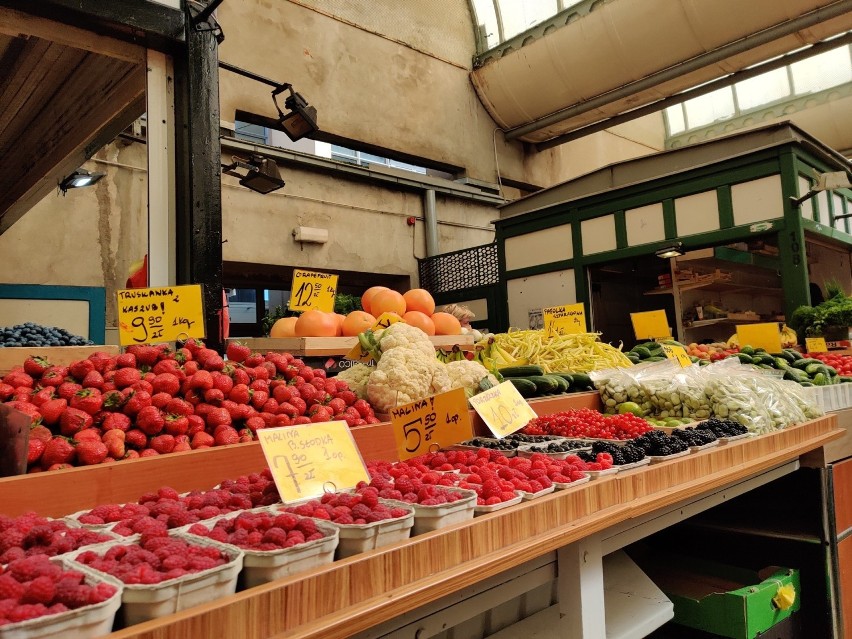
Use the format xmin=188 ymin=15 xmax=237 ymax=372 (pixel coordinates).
xmin=0 ymin=555 xmax=117 ymax=626
xmin=74 ymin=532 xmax=231 ymax=585
xmin=283 ymin=490 xmax=411 ymax=525
xmin=0 ymin=512 xmax=115 ymax=564
xmin=0 ymin=340 xmax=379 ymax=472
xmin=186 ymin=511 xmax=328 ymax=551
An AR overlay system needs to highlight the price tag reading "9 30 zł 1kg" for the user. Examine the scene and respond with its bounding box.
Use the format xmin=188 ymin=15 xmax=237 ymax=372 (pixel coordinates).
xmin=257 ymin=422 xmax=369 ymax=502
xmin=390 ymin=388 xmax=472 ymax=460
xmin=117 ymin=285 xmax=205 ymax=346
xmin=468 ymin=381 xmax=538 ymax=438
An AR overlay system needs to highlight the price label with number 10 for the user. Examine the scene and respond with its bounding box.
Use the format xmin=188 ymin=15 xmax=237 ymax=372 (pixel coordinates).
xmin=469 ymin=381 xmax=538 ymax=438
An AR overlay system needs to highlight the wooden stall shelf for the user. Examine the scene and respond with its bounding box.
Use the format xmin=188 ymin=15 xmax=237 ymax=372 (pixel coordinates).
xmin=227 ymin=335 xmax=475 ymax=357
xmin=0 ymin=344 xmax=120 ymax=374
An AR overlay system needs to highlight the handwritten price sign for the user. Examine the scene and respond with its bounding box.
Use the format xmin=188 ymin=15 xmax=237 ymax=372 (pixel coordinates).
xmin=659 ymin=343 xmax=693 ymax=368
xmin=469 ymin=381 xmax=537 ymax=438
xmin=257 ymin=422 xmax=369 ymax=502
xmin=390 ymin=388 xmax=472 ymax=460
xmin=543 ymin=303 xmax=587 ymax=335
xmin=117 ymin=285 xmax=205 ymax=346
xmin=288 ymin=270 xmax=338 ymax=313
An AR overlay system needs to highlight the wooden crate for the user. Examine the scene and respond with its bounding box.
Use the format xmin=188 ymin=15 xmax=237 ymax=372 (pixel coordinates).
xmin=228 ymin=335 xmax=475 ymax=357
xmin=0 ymin=345 xmax=119 ymax=374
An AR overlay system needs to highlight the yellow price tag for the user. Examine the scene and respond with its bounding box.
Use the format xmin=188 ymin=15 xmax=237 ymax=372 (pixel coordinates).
xmin=543 ymin=303 xmax=587 ymax=335
xmin=288 ymin=269 xmax=338 ymax=313
xmin=343 ymin=312 xmax=402 ymax=362
xmin=469 ymin=381 xmax=538 ymax=438
xmin=736 ymin=323 xmax=783 ymax=354
xmin=630 ymin=310 xmax=671 ymax=341
xmin=391 ymin=388 xmax=472 ymax=461
xmin=371 ymin=312 xmax=403 ymax=330
xmin=805 ymin=337 xmax=828 ymax=353
xmin=257 ymin=422 xmax=369 ymax=502
xmin=117 ymin=285 xmax=205 ymax=346
xmin=659 ymin=343 xmax=692 ymax=368
xmin=343 ymin=342 xmax=374 ymax=363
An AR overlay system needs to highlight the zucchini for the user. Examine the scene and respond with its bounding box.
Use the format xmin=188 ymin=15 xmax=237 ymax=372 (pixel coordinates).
xmin=544 ymin=374 xmax=569 ymax=394
xmin=508 ymin=377 xmax=538 ymax=397
xmin=499 ymin=365 xmax=545 ymax=378
xmin=569 ymin=372 xmax=594 ymax=389
xmin=526 ymin=375 xmax=559 ymax=395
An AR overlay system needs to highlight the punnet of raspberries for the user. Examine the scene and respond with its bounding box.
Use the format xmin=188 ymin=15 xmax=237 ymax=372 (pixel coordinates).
xmin=283 ymin=489 xmax=412 ymax=526
xmin=0 ymin=340 xmax=380 ymax=473
xmin=0 ymin=555 xmax=117 ymax=628
xmin=0 ymin=512 xmax=115 ymax=564
xmin=356 ymin=474 xmax=470 ymax=506
xmin=74 ymin=533 xmax=231 ymax=584
xmin=186 ymin=511 xmax=329 ymax=551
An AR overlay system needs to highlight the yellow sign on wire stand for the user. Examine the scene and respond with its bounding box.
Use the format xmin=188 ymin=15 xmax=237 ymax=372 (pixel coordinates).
xmin=736 ymin=323 xmax=783 ymax=354
xmin=257 ymin=422 xmax=369 ymax=503
xmin=543 ymin=303 xmax=587 ymax=335
xmin=469 ymin=381 xmax=537 ymax=439
xmin=117 ymin=285 xmax=205 ymax=346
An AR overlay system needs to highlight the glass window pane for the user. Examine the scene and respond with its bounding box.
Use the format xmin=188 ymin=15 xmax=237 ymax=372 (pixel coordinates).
xmin=330 ymin=144 xmax=356 ymax=159
xmin=791 ymin=46 xmax=852 ymax=94
xmin=498 ymin=0 xmax=558 ymax=41
xmin=389 ymin=159 xmax=427 ymax=174
xmin=665 ymin=105 xmax=686 ymax=135
xmin=683 ymin=87 xmax=736 ymax=128
xmin=228 ymin=289 xmax=257 ymax=324
xmin=735 ymin=67 xmax=791 ymax=110
xmin=471 ymin=0 xmax=500 ymax=49
xmin=360 ymin=152 xmax=389 ymax=166
xmin=234 ymin=121 xmax=267 ymax=144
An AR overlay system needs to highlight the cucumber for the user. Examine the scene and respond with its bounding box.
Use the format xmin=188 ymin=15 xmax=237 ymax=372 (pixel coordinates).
xmin=499 ymin=365 xmax=545 ymax=378
xmin=645 ymin=356 xmax=666 ymax=362
xmin=508 ymin=377 xmax=538 ymax=397
xmin=740 ymin=345 xmax=755 ymax=356
xmin=736 ymin=353 xmax=754 ymax=364
xmin=544 ymin=374 xmax=569 ymax=393
xmin=805 ymin=363 xmax=824 ymax=376
xmin=551 ymin=372 xmax=574 ymax=387
xmin=774 ymin=357 xmax=790 ymax=370
xmin=526 ymin=375 xmax=559 ymax=395
xmin=783 ymin=349 xmax=803 ymax=362
xmin=772 ymin=351 xmax=796 ymax=364
xmin=799 ymin=381 xmax=815 ymax=387
xmin=631 ymin=346 xmax=652 ymax=359
xmin=792 ymin=358 xmax=823 ymax=370
xmin=813 ymin=372 xmax=829 ymax=386
xmin=784 ymin=369 xmax=809 ymax=383
xmin=839 ymin=376 xmax=852 ymax=383
xmin=569 ymin=373 xmax=594 ymax=389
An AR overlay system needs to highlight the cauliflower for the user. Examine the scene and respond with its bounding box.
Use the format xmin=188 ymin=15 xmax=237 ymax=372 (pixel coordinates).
xmin=335 ymin=363 xmax=375 ymax=399
xmin=376 ymin=322 xmax=435 ymax=359
xmin=367 ymin=347 xmax=452 ymax=413
xmin=445 ymin=360 xmax=498 ymax=397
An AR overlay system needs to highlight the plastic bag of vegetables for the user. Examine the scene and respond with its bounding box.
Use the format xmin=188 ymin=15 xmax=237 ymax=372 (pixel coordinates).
xmin=635 ymin=360 xmax=685 ymax=419
xmin=703 ymin=359 xmax=775 ymax=434
xmin=591 ymin=362 xmax=664 ymax=416
xmin=670 ymin=366 xmax=712 ymax=421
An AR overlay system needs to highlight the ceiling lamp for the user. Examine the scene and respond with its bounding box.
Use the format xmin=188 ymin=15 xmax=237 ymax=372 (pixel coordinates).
xmin=59 ymin=169 xmax=105 ymax=194
xmin=655 ymin=243 xmax=684 ymax=259
xmin=273 ymin=85 xmax=319 ymax=142
xmin=222 ymin=154 xmax=285 ymax=194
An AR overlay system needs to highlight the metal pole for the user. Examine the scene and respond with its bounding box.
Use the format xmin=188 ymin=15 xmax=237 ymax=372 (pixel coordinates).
xmin=424 ymin=189 xmax=440 ymax=257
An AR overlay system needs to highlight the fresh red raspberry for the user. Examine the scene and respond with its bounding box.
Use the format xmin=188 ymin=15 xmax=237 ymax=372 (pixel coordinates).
xmin=21 ymin=576 xmax=55 ymax=605
xmin=0 ymin=575 xmax=24 ymax=600
xmin=7 ymin=603 xmax=49 ymax=622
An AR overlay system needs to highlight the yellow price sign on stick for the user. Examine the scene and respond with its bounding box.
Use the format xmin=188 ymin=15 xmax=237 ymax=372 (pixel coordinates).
xmin=659 ymin=343 xmax=692 ymax=368
xmin=343 ymin=312 xmax=403 ymax=362
xmin=630 ymin=310 xmax=671 ymax=341
xmin=288 ymin=269 xmax=338 ymax=313
xmin=469 ymin=381 xmax=538 ymax=439
xmin=543 ymin=303 xmax=587 ymax=335
xmin=371 ymin=312 xmax=403 ymax=330
xmin=391 ymin=388 xmax=472 ymax=461
xmin=257 ymin=422 xmax=369 ymax=503
xmin=805 ymin=337 xmax=828 ymax=353
xmin=736 ymin=323 xmax=783 ymax=354
xmin=117 ymin=285 xmax=205 ymax=346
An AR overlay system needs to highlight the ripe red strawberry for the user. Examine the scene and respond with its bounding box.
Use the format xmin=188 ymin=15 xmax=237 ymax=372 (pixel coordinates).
xmin=211 ymin=372 xmax=233 ymax=394
xmin=164 ymin=397 xmax=193 ymax=416
xmin=224 ymin=342 xmax=250 ymax=364
xmin=183 ymin=360 xmax=200 ymax=376
xmin=12 ymin=387 xmax=33 ymax=403
xmin=102 ymin=412 xmax=131 ymax=432
xmin=353 ymin=399 xmax=372 ymax=418
xmin=38 ymin=398 xmax=67 ymax=425
xmin=151 ymin=373 xmax=180 ymax=396
xmin=23 ymin=356 xmax=51 ymax=378
xmin=29 ymin=424 xmax=53 ymax=443
xmin=173 ymin=439 xmax=192 ymax=453
xmin=136 ymin=406 xmax=165 ymax=435
xmin=164 ymin=414 xmax=189 ymax=436
xmin=102 ymin=430 xmax=126 ymax=459
xmin=337 ymin=390 xmax=357 ymax=406
xmin=151 ymin=392 xmax=172 ymax=409
xmin=27 ymin=438 xmax=46 ymax=465
xmin=188 ymin=370 xmax=214 ymax=391
xmin=0 ymin=381 xmax=14 ymax=401
xmin=101 ymin=389 xmax=126 ymax=412
xmin=191 ymin=431 xmax=215 ymax=448
xmin=272 ymin=414 xmax=292 ymax=427
xmin=76 ymin=440 xmax=108 ymax=465
xmin=250 ymin=390 xmax=269 ymax=409
xmin=55 ymin=382 xmax=81 ymax=401
xmin=186 ymin=414 xmax=205 ymax=436
xmin=213 ymin=426 xmax=239 ymax=446
xmin=123 ymin=390 xmax=152 ymax=416
xmin=203 ymin=388 xmax=225 ymax=404
xmin=310 ymin=406 xmax=331 ymax=423
xmin=245 ymin=415 xmax=265 ymax=432
xmin=59 ymin=407 xmax=94 ymax=436
xmin=68 ymin=357 xmax=95 ymax=381
xmin=130 ymin=380 xmax=154 ymax=395
xmin=150 ymin=434 xmax=176 ymax=454
xmin=41 ymin=437 xmax=75 ymax=467
xmin=73 ymin=428 xmax=103 ymax=443
xmin=152 ymin=359 xmax=183 ymax=377
xmin=115 ymin=352 xmax=136 ymax=368
xmin=2 ymin=370 xmax=33 ymax=388
xmin=70 ymin=388 xmax=103 ymax=416
xmin=130 ymin=345 xmax=160 ymax=366
xmin=205 ymin=407 xmax=231 ymax=429
xmin=42 ymin=372 xmax=70 ymax=389
xmin=231 ymin=367 xmax=250 ymax=386
xmin=228 ymin=384 xmax=251 ymax=405
xmin=113 ymin=368 xmax=142 ymax=389
xmin=81 ymin=369 xmax=105 ymax=390
xmin=238 ymin=428 xmax=254 ymax=443
xmin=327 ymin=398 xmax=346 ymax=414
xmin=125 ymin=429 xmax=147 ymax=449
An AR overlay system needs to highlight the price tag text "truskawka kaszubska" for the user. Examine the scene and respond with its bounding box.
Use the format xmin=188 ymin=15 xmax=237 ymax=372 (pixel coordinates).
xmin=116 ymin=284 xmax=205 ymax=346
xmin=390 ymin=388 xmax=472 ymax=460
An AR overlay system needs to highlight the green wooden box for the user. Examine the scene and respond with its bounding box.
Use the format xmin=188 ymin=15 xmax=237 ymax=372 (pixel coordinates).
xmin=642 ymin=555 xmax=800 ymax=639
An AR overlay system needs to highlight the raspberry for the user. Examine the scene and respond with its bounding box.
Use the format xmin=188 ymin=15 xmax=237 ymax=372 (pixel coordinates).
xmin=161 ymin=555 xmax=188 ymax=571
xmin=333 ymin=513 xmax=354 ymax=524
xmin=7 ymin=603 xmax=48 ymax=622
xmin=389 ymin=508 xmax=410 ymax=518
xmin=8 ymin=556 xmax=53 ymax=582
xmin=350 ymin=503 xmax=371 ymax=520
xmin=54 ymin=581 xmax=92 ymax=609
xmin=21 ymin=576 xmax=55 ymax=605
xmin=91 ymin=583 xmax=117 ymax=604
xmin=0 ymin=575 xmax=24 ymax=600
xmin=261 ymin=528 xmax=288 ymax=546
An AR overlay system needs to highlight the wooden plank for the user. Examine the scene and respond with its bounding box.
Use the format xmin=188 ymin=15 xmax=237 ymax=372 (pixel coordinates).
xmin=0 ymin=36 xmax=52 ymax=139
xmin=832 ymin=456 xmax=852 ymax=536
xmin=0 ymin=6 xmax=144 ymax=64
xmin=231 ymin=335 xmax=475 ymax=357
xmin=103 ymin=417 xmax=841 ymax=639
xmin=839 ymin=535 xmax=852 ymax=639
xmin=0 ymin=345 xmax=120 ymax=374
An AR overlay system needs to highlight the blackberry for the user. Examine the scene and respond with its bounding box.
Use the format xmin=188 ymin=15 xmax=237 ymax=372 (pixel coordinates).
xmin=590 ymin=441 xmax=645 ymax=465
xmin=671 ymin=427 xmax=717 ymax=447
xmin=507 ymin=434 xmax=560 ymax=444
xmin=696 ymin=418 xmax=748 ymax=437
xmin=527 ymin=441 xmax=587 ymax=454
xmin=633 ymin=431 xmax=688 ymax=456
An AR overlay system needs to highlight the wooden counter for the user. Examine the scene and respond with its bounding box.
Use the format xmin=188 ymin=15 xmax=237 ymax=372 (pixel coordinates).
xmin=95 ymin=416 xmax=839 ymax=639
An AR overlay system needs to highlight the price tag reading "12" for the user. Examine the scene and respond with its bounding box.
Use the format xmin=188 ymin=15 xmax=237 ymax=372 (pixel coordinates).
xmin=288 ymin=269 xmax=339 ymax=313
xmin=543 ymin=303 xmax=587 ymax=335
xmin=257 ymin=422 xmax=369 ymax=502
xmin=390 ymin=388 xmax=472 ymax=461
xmin=469 ymin=381 xmax=538 ymax=439
xmin=659 ymin=343 xmax=693 ymax=368
xmin=117 ymin=284 xmax=205 ymax=346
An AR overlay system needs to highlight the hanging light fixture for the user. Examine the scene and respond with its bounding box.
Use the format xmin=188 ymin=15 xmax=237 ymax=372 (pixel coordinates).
xmin=59 ymin=168 xmax=105 ymax=194
xmin=273 ymin=85 xmax=319 ymax=142
xmin=655 ymin=243 xmax=684 ymax=259
xmin=221 ymin=154 xmax=285 ymax=194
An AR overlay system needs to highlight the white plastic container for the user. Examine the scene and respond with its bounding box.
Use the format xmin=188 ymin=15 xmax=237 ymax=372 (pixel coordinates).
xmin=584 ymin=467 xmax=619 ymax=479
xmin=65 ymin=536 xmax=243 ymax=627
xmin=516 ymin=444 xmax=591 ymax=460
xmin=0 ymin=559 xmax=122 ymax=639
xmin=473 ymin=492 xmax=523 ymax=516
xmin=64 ymin=508 xmax=128 ymax=532
xmin=688 ymin=440 xmax=720 ymax=453
xmin=717 ymin=432 xmax=753 ymax=444
xmin=327 ymin=509 xmax=415 ymax=558
xmin=177 ymin=513 xmax=339 ymax=588
xmin=387 ymin=488 xmax=477 ymax=536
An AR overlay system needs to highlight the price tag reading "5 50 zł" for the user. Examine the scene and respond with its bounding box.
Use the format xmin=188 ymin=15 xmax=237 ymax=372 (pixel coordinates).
xmin=390 ymin=388 xmax=472 ymax=460
xmin=469 ymin=381 xmax=537 ymax=439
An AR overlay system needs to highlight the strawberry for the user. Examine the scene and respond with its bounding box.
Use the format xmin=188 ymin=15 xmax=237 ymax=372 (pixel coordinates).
xmin=228 ymin=384 xmax=251 ymax=405
xmin=309 ymin=406 xmax=331 ymax=423
xmin=0 ymin=382 xmax=14 ymax=401
xmin=102 ymin=430 xmax=126 ymax=459
xmin=124 ymin=450 xmax=141 ymax=460
xmin=244 ymin=353 xmax=264 ymax=368
xmin=151 ymin=392 xmax=172 ymax=409
xmin=29 ymin=424 xmax=53 ymax=443
xmin=80 ymin=369 xmax=105 ymax=391
xmin=3 ymin=370 xmax=33 ymax=388
xmin=191 ymin=431 xmax=215 ymax=448
xmin=73 ymin=428 xmax=103 ymax=443
xmin=68 ymin=357 xmax=95 ymax=381
xmin=188 ymin=370 xmax=214 ymax=391
xmin=140 ymin=449 xmax=160 ymax=457
xmin=59 ymin=407 xmax=94 ymax=436
xmin=173 ymin=347 xmax=193 ymax=363
xmin=259 ymin=412 xmax=275 ymax=427
xmin=231 ymin=367 xmax=250 ymax=386
xmin=261 ymin=398 xmax=279 ymax=414
xmin=115 ymin=352 xmax=137 ymax=368
xmin=203 ymin=388 xmax=225 ymax=404
xmin=113 ymin=368 xmax=141 ymax=389
xmin=238 ymin=428 xmax=254 ymax=443
xmin=213 ymin=426 xmax=239 ymax=446
xmin=136 ymin=406 xmax=165 ymax=436
xmin=149 ymin=434 xmax=175 ymax=454
xmin=86 ymin=352 xmax=113 ymax=373
xmin=30 ymin=387 xmax=55 ymax=407
xmin=152 ymin=358 xmax=182 ymax=376
xmin=183 ymin=360 xmax=200 ymax=376
xmin=76 ymin=440 xmax=108 ymax=465
xmin=70 ymin=389 xmax=103 ymax=416
xmin=151 ymin=373 xmax=180 ymax=396
xmin=12 ymin=386 xmax=33 ymax=402
xmin=55 ymin=382 xmax=81 ymax=401
xmin=272 ymin=385 xmax=292 ymax=404
xmin=130 ymin=380 xmax=154 ymax=395
xmin=125 ymin=429 xmax=147 ymax=449
xmin=205 ymin=408 xmax=231 ymax=429
xmin=27 ymin=438 xmax=46 ymax=465
xmin=41 ymin=437 xmax=75 ymax=467
xmin=183 ymin=388 xmax=203 ymax=405
xmin=123 ymin=390 xmax=152 ymax=416
xmin=212 ymin=373 xmax=234 ymax=395
xmin=250 ymin=390 xmax=270 ymax=409
xmin=23 ymin=356 xmax=51 ymax=378
xmin=130 ymin=345 xmax=159 ymax=367
xmin=353 ymin=399 xmax=372 ymax=418
xmin=337 ymin=390 xmax=357 ymax=406
xmin=272 ymin=414 xmax=292 ymax=427
xmin=164 ymin=414 xmax=189 ymax=436
xmin=245 ymin=416 xmax=265 ymax=432
xmin=186 ymin=415 xmax=206 ymax=436
xmin=102 ymin=412 xmax=131 ymax=432
xmin=225 ymin=342 xmax=251 ymax=364
xmin=101 ymin=389 xmax=126 ymax=411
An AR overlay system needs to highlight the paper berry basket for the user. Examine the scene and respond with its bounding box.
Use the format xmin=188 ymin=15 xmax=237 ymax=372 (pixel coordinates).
xmin=175 ymin=508 xmax=339 ymax=589
xmin=0 ymin=556 xmax=122 ymax=639
xmin=381 ymin=487 xmax=478 ymax=536
xmin=64 ymin=535 xmax=243 ymax=627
